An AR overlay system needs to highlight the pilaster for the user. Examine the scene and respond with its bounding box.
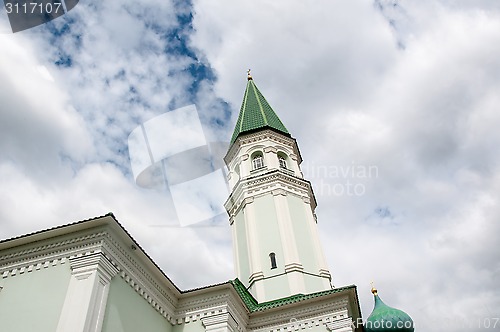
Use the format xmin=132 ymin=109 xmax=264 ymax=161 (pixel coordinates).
xmin=263 ymin=146 xmax=279 ymax=169
xmin=239 ymin=154 xmax=250 ymax=179
xmin=201 ymin=313 xmax=239 ymax=332
xmin=56 ymin=251 xmax=119 ymax=332
xmin=243 ymin=199 xmax=266 ymax=300
xmin=272 ymin=189 xmax=306 ymax=295
xmin=303 ymin=202 xmax=332 ymax=284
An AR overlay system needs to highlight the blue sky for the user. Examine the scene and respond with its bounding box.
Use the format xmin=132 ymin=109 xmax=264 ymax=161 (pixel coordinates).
xmin=1 ymin=1 xmax=500 ymax=331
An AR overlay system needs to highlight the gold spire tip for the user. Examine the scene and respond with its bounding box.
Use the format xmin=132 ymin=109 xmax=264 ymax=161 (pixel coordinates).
xmin=370 ymin=281 xmax=378 ymax=295
xmin=247 ymin=69 xmax=253 ymax=80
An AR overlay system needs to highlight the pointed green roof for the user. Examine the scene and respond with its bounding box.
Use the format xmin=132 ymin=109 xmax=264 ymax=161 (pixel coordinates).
xmin=230 ymin=77 xmax=289 ymax=144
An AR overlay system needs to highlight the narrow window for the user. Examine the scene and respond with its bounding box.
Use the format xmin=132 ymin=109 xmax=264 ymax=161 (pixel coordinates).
xmin=269 ymin=252 xmax=277 ymax=269
xmin=252 ymin=153 xmax=264 ymax=170
xmin=278 ymin=155 xmax=287 ymax=169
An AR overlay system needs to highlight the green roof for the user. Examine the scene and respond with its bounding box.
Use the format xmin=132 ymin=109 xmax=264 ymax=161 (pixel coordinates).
xmin=365 ymin=293 xmax=414 ymax=332
xmin=230 ymin=278 xmax=356 ymax=312
xmin=230 ymin=79 xmax=289 ymax=144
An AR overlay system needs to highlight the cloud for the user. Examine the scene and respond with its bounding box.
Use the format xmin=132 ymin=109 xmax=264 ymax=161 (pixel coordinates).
xmin=0 ymin=34 xmax=91 ymax=181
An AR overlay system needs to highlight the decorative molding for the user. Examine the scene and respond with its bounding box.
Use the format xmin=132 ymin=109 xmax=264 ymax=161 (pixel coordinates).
xmin=0 ymin=231 xmax=107 ymax=264
xmin=69 ymin=251 xmax=119 ymax=282
xmin=319 ymin=269 xmax=332 ymax=281
xmin=263 ymin=147 xmax=277 ymax=153
xmin=251 ymin=310 xmax=352 ymax=332
xmin=249 ymin=166 xmax=269 ymax=176
xmin=249 ymin=271 xmax=264 ymax=285
xmin=225 ymin=129 xmax=301 ymax=166
xmin=272 ymin=189 xmax=287 ymax=196
xmin=225 ymin=171 xmax=316 ymax=217
xmin=284 ymin=263 xmax=304 ymax=273
xmin=202 ymin=312 xmax=239 ymax=332
xmin=177 ymin=296 xmax=230 ymax=317
xmin=2 ymin=255 xmax=69 ymax=279
xmin=325 ymin=317 xmax=353 ymax=332
xmin=175 ymin=291 xmax=249 ymax=332
xmin=248 ymin=297 xmax=350 ymax=331
xmin=244 ymin=197 xmax=255 ymax=205
xmin=325 ymin=310 xmax=353 ymax=332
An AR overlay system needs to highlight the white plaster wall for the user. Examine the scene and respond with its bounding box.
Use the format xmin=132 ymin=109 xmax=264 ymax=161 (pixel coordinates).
xmin=101 ymin=276 xmax=173 ymax=332
xmin=0 ymin=263 xmax=71 ymax=332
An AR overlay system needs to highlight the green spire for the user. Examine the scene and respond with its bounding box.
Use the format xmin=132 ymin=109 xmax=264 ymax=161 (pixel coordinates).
xmin=365 ymin=287 xmax=414 ymax=332
xmin=230 ymin=73 xmax=289 ymax=144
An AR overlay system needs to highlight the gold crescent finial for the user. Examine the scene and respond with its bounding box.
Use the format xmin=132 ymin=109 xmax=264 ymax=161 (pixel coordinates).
xmin=247 ymin=69 xmax=253 ymax=80
xmin=370 ymin=281 xmax=378 ymax=295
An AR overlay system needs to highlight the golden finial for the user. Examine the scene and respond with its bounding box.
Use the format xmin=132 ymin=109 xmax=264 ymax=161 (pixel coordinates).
xmin=370 ymin=281 xmax=378 ymax=295
xmin=247 ymin=69 xmax=253 ymax=80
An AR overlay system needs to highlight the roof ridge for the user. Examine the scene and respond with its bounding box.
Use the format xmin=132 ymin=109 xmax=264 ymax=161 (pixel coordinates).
xmin=238 ymin=82 xmax=250 ymax=134
xmin=252 ymin=81 xmax=269 ymax=125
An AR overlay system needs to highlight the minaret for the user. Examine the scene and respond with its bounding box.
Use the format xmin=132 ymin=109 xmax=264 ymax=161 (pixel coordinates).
xmin=224 ymin=71 xmax=332 ymax=303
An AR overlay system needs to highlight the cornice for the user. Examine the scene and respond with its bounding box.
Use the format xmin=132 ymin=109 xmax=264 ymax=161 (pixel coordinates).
xmin=1 ymin=254 xmax=69 ymax=278
xmin=248 ymin=297 xmax=351 ymax=331
xmin=0 ymin=229 xmax=107 ymax=268
xmin=225 ymin=130 xmax=302 ymax=166
xmin=175 ymin=288 xmax=249 ymax=331
xmin=225 ymin=170 xmax=316 ymax=217
xmin=252 ymin=311 xmax=350 ymax=332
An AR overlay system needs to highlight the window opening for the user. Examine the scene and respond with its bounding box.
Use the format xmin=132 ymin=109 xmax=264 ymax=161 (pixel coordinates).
xmin=269 ymin=252 xmax=277 ymax=269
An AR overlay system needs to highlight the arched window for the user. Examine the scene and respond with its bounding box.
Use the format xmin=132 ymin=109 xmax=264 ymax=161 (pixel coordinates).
xmin=277 ymin=152 xmax=287 ymax=169
xmin=252 ymin=152 xmax=264 ymax=170
xmin=269 ymin=252 xmax=277 ymax=269
xmin=278 ymin=155 xmax=287 ymax=169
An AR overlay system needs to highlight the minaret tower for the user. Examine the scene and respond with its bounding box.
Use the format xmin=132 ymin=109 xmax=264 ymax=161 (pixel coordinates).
xmin=224 ymin=71 xmax=332 ymax=303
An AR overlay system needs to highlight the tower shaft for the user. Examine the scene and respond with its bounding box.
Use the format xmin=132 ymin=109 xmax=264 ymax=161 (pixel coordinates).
xmin=225 ymin=78 xmax=332 ymax=302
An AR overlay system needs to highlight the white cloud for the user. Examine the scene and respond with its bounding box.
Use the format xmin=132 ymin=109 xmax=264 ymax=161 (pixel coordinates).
xmin=0 ymin=34 xmax=91 ymax=180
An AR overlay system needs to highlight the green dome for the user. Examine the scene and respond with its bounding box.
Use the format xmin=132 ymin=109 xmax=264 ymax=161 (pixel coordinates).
xmin=365 ymin=290 xmax=414 ymax=332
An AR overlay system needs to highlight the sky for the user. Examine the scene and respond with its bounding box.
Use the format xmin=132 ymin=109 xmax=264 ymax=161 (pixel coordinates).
xmin=1 ymin=0 xmax=499 ymax=330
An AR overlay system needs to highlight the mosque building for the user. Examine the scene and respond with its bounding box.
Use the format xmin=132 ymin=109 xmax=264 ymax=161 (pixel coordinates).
xmin=0 ymin=73 xmax=413 ymax=332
